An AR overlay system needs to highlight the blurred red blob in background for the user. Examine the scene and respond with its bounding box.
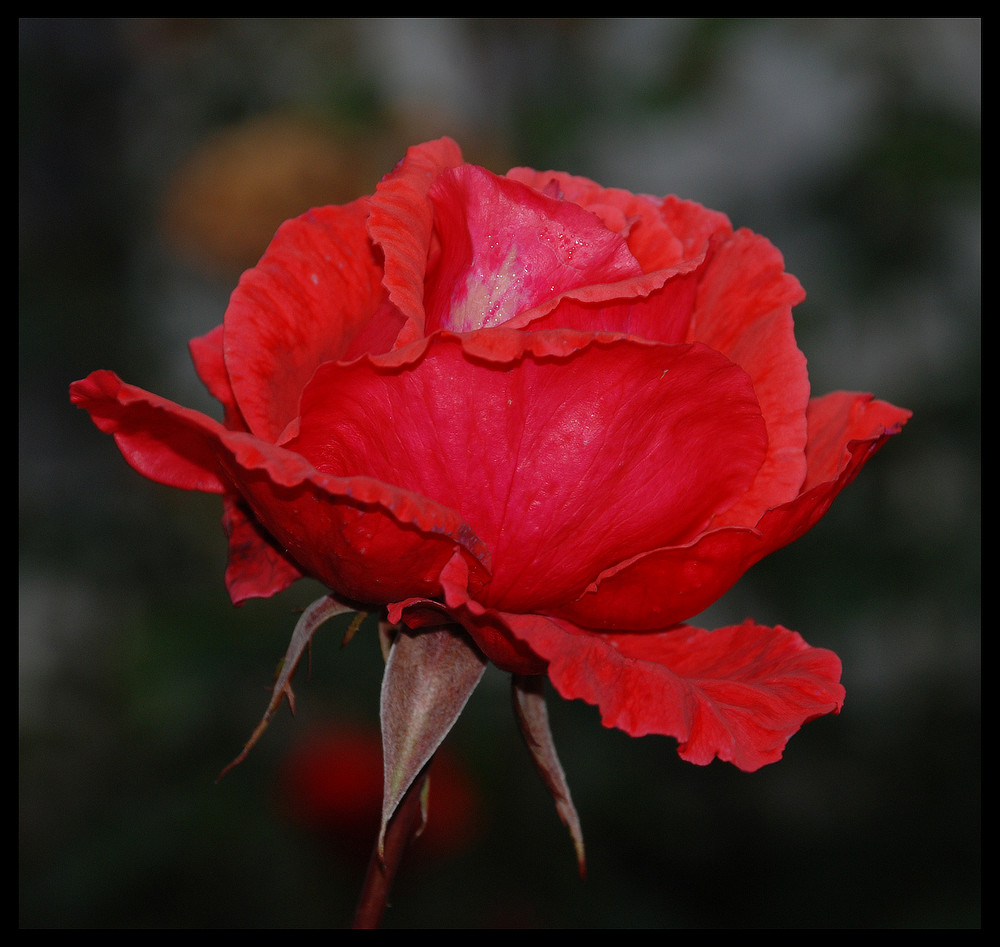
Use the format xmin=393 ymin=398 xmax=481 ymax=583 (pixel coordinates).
xmin=276 ymin=722 xmax=483 ymax=862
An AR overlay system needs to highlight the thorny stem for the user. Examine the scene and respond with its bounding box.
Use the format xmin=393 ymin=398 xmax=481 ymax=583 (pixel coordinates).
xmin=351 ymin=759 xmax=431 ymax=929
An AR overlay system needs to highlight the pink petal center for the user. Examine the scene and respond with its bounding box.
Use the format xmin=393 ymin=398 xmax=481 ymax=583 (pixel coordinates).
xmin=424 ymin=166 xmax=644 ymax=333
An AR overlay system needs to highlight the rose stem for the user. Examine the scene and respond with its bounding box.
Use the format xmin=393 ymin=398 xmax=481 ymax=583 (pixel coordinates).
xmin=351 ymin=760 xmax=431 ymax=929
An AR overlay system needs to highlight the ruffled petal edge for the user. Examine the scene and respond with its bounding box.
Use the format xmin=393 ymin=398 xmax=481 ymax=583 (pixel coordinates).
xmin=509 ymin=614 xmax=845 ymax=772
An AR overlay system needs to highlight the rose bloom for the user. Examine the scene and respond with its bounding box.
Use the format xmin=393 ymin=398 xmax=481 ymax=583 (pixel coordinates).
xmin=71 ymin=137 xmax=910 ymax=773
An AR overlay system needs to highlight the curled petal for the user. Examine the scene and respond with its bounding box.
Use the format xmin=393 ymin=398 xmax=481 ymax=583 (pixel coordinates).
xmin=70 ymin=370 xmax=228 ymax=494
xmin=557 ymin=391 xmax=912 ymax=631
xmin=686 ymin=228 xmax=809 ymax=524
xmin=367 ymin=136 xmax=466 ymax=343
xmin=393 ymin=555 xmax=843 ymax=772
xmin=70 ymin=370 xmax=492 ymax=606
xmin=224 ymin=200 xmax=392 ymax=443
xmin=800 ymin=391 xmax=911 ymax=491
xmin=210 ymin=443 xmax=493 ymax=608
xmin=505 ymin=615 xmax=845 ymax=773
xmin=71 ymin=370 xmax=307 ymax=604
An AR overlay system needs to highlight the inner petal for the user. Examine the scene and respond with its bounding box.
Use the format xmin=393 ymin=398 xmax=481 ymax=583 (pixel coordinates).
xmin=424 ymin=166 xmax=644 ymax=333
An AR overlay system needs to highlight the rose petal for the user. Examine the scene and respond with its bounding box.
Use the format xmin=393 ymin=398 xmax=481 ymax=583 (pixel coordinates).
xmin=290 ymin=331 xmax=767 ymax=612
xmin=556 ymin=392 xmax=912 ymax=630
xmin=222 ymin=493 xmax=304 ymax=603
xmin=224 ymin=199 xmax=392 ymax=443
xmin=424 ymin=166 xmax=645 ymax=332
xmin=72 ymin=370 xmax=307 ymax=603
xmin=189 ymin=324 xmax=244 ymax=430
xmin=687 ymin=227 xmax=810 ymax=524
xmin=800 ymin=390 xmax=912 ymax=490
xmin=504 ymin=614 xmax=845 ymax=772
xmin=70 ymin=370 xmax=228 ymax=493
xmin=367 ymin=136 xmax=465 ymax=343
xmin=70 ymin=370 xmax=493 ymax=606
xmin=507 ymin=168 xmax=697 ymax=272
xmin=208 ymin=440 xmax=494 ymax=609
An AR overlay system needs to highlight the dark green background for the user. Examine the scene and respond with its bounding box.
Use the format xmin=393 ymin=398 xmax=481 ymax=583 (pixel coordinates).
xmin=20 ymin=18 xmax=980 ymax=929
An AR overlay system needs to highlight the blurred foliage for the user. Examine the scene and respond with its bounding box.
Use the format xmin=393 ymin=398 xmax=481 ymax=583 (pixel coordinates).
xmin=20 ymin=18 xmax=979 ymax=928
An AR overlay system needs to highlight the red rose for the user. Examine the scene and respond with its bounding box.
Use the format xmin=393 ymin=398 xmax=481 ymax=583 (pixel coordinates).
xmin=70 ymin=137 xmax=909 ymax=774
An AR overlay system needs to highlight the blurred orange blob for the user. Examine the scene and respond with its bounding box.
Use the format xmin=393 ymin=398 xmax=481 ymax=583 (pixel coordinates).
xmin=160 ymin=114 xmax=370 ymax=277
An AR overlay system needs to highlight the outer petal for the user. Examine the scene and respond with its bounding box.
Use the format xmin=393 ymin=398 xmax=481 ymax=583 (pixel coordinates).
xmin=687 ymin=228 xmax=810 ymax=525
xmin=507 ymin=614 xmax=845 ymax=772
xmin=70 ymin=370 xmax=493 ymax=606
xmin=222 ymin=493 xmax=305 ymax=604
xmin=70 ymin=370 xmax=228 ymax=494
xmin=181 ymin=330 xmax=306 ymax=602
xmin=556 ymin=392 xmax=912 ymax=631
xmin=799 ymin=390 xmax=911 ymax=490
xmin=70 ymin=370 xmax=306 ymax=603
xmin=224 ymin=199 xmax=392 ymax=443
xmin=289 ymin=330 xmax=767 ymax=612
xmin=738 ymin=391 xmax=913 ymax=557
xmin=189 ymin=323 xmax=244 ymax=430
xmin=219 ymin=447 xmax=490 ymax=606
